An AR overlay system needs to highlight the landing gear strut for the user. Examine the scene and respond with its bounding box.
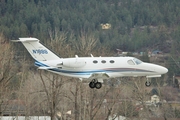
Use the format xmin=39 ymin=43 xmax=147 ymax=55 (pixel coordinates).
xmin=89 ymin=79 xmax=102 ymax=89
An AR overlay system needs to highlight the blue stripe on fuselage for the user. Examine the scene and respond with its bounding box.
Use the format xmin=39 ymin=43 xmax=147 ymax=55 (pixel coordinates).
xmin=35 ymin=61 xmax=49 ymax=67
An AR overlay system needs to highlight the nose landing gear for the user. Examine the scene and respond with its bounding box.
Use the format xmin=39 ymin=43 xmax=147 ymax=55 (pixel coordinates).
xmin=89 ymin=79 xmax=102 ymax=89
xmin=145 ymin=78 xmax=151 ymax=87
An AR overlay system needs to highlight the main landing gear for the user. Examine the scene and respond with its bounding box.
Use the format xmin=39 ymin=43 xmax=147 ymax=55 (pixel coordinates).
xmin=89 ymin=79 xmax=102 ymax=89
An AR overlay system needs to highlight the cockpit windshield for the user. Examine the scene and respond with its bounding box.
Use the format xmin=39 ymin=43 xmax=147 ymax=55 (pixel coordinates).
xmin=133 ymin=58 xmax=142 ymax=65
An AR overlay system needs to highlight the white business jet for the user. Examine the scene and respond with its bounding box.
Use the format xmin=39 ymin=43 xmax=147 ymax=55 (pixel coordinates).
xmin=12 ymin=38 xmax=168 ymax=89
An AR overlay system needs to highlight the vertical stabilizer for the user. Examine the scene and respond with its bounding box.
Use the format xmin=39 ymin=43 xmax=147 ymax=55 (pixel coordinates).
xmin=12 ymin=38 xmax=61 ymax=61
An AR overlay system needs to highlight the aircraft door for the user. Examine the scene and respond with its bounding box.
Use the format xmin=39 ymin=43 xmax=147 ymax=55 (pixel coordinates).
xmin=127 ymin=59 xmax=136 ymax=75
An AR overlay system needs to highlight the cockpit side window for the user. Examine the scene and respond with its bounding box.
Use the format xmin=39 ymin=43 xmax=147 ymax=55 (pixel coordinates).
xmin=133 ymin=58 xmax=142 ymax=65
xmin=127 ymin=60 xmax=135 ymax=65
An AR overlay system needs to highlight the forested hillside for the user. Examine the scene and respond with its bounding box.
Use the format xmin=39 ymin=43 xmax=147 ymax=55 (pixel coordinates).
xmin=2 ymin=1 xmax=180 ymax=119
xmin=1 ymin=0 xmax=180 ymax=52
xmin=1 ymin=0 xmax=180 ymax=78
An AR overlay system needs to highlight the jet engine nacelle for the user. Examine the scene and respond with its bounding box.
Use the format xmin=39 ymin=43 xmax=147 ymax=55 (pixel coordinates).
xmin=62 ymin=59 xmax=86 ymax=68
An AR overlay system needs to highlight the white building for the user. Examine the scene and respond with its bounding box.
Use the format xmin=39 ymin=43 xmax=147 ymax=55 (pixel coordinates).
xmin=0 ymin=116 xmax=51 ymax=120
xmin=151 ymin=95 xmax=160 ymax=104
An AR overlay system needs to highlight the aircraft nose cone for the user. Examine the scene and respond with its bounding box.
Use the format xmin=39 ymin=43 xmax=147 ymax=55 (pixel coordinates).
xmin=160 ymin=66 xmax=168 ymax=74
xmin=156 ymin=65 xmax=168 ymax=74
xmin=150 ymin=64 xmax=168 ymax=75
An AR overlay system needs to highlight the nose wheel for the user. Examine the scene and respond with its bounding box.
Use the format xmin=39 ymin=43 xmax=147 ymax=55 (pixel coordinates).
xmin=89 ymin=79 xmax=102 ymax=89
xmin=145 ymin=78 xmax=151 ymax=87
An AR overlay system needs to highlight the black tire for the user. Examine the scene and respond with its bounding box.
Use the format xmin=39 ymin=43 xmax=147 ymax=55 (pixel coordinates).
xmin=92 ymin=79 xmax=98 ymax=83
xmin=89 ymin=82 xmax=95 ymax=88
xmin=95 ymin=82 xmax=102 ymax=89
xmin=145 ymin=81 xmax=151 ymax=87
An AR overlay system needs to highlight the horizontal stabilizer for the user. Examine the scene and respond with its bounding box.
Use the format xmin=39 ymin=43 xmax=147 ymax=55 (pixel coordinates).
xmin=11 ymin=38 xmax=39 ymax=42
xmin=38 ymin=67 xmax=57 ymax=70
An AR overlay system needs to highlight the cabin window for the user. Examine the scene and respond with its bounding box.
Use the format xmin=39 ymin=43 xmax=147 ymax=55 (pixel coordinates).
xmin=110 ymin=60 xmax=115 ymax=63
xmin=93 ymin=60 xmax=98 ymax=64
xmin=101 ymin=60 xmax=106 ymax=63
xmin=127 ymin=60 xmax=135 ymax=65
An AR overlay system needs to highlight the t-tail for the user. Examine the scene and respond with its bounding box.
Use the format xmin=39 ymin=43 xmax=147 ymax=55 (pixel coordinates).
xmin=11 ymin=38 xmax=61 ymax=61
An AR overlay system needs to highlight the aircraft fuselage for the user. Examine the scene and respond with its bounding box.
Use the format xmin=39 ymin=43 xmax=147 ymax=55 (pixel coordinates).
xmin=35 ymin=56 xmax=168 ymax=79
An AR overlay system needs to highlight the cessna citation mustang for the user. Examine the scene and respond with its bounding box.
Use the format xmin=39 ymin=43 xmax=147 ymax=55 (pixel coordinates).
xmin=12 ymin=38 xmax=168 ymax=89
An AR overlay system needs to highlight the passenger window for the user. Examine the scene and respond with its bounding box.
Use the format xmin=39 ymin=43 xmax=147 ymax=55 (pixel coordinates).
xmin=93 ymin=60 xmax=98 ymax=64
xmin=101 ymin=60 xmax=106 ymax=63
xmin=127 ymin=60 xmax=135 ymax=65
xmin=110 ymin=60 xmax=115 ymax=63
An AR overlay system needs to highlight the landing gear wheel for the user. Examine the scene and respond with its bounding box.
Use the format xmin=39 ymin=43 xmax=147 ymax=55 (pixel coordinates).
xmin=89 ymin=79 xmax=102 ymax=89
xmin=92 ymin=79 xmax=98 ymax=83
xmin=89 ymin=82 xmax=95 ymax=88
xmin=95 ymin=82 xmax=102 ymax=89
xmin=145 ymin=81 xmax=151 ymax=87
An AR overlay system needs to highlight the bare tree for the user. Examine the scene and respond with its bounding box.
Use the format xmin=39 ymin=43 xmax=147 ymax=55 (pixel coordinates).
xmin=103 ymin=87 xmax=121 ymax=120
xmin=38 ymin=70 xmax=67 ymax=120
xmin=0 ymin=34 xmax=15 ymax=91
xmin=0 ymin=33 xmax=16 ymax=115
xmin=103 ymin=79 xmax=139 ymax=120
xmin=48 ymin=28 xmax=75 ymax=57
xmin=13 ymin=52 xmax=71 ymax=118
xmin=131 ymin=77 xmax=153 ymax=118
xmin=87 ymin=89 xmax=106 ymax=120
xmin=74 ymin=31 xmax=99 ymax=56
xmin=15 ymin=57 xmax=45 ymax=116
